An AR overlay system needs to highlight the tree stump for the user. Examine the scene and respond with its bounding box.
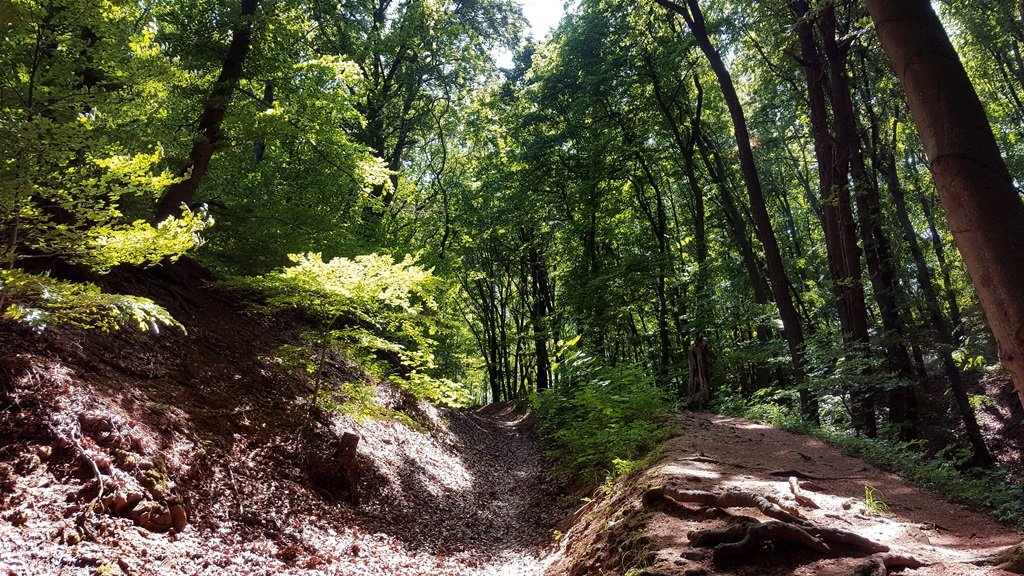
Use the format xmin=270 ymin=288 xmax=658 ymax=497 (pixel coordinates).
xmin=687 ymin=337 xmax=712 ymax=407
xmin=335 ymin=432 xmax=360 ymax=506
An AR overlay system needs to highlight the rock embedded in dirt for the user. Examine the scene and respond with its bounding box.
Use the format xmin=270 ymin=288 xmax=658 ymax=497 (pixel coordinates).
xmin=680 ymin=549 xmax=705 ymax=561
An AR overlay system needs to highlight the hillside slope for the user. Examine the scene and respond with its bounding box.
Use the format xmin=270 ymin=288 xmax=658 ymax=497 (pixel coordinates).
xmin=3 ymin=263 xmax=1023 ymax=576
xmin=0 ymin=263 xmax=564 ymax=575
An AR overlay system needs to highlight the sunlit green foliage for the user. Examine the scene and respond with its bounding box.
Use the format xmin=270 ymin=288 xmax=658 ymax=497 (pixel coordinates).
xmin=230 ymin=252 xmax=469 ymax=407
xmin=534 ymin=338 xmax=677 ymax=485
xmin=0 ymin=0 xmax=209 ymax=331
xmin=0 ymin=269 xmax=182 ymax=333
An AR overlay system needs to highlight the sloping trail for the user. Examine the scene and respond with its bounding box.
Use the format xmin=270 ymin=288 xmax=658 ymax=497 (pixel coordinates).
xmin=553 ymin=411 xmax=1022 ymax=575
xmin=1 ymin=263 xmax=1018 ymax=575
xmin=0 ymin=265 xmax=570 ymax=576
xmin=440 ymin=403 xmax=564 ymax=572
xmin=355 ymin=402 xmax=566 ymax=574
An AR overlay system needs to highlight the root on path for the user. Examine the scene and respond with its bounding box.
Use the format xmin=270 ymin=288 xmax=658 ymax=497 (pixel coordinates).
xmin=644 ymin=485 xmax=909 ymax=573
xmin=853 ymin=553 xmax=927 ymax=575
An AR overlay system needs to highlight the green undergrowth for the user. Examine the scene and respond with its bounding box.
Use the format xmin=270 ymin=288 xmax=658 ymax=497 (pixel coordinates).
xmin=714 ymin=393 xmax=1024 ymax=529
xmin=534 ymin=339 xmax=678 ymax=490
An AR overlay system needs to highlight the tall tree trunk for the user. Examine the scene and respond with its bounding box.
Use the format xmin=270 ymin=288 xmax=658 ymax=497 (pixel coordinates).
xmin=695 ymin=134 xmax=771 ymax=306
xmin=636 ymin=156 xmax=674 ymax=386
xmin=917 ymin=189 xmax=964 ymax=340
xmin=867 ymin=0 xmax=1024 ymax=411
xmin=155 ymin=0 xmax=259 ymax=220
xmin=852 ymin=140 xmax=918 ymax=439
xmin=791 ymin=0 xmax=875 ymax=436
xmin=886 ymin=144 xmax=995 ymax=466
xmin=656 ymin=0 xmax=816 ymax=420
xmin=695 ymin=134 xmax=774 ymax=391
xmin=524 ymin=229 xmax=553 ymax=391
xmin=855 ymin=61 xmax=919 ymax=440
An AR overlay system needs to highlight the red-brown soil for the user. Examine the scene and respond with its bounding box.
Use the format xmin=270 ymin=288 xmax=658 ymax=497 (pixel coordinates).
xmin=550 ymin=412 xmax=1023 ymax=575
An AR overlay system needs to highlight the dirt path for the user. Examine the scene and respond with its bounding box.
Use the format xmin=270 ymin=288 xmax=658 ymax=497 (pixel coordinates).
xmin=0 ymin=267 xmax=569 ymax=576
xmin=351 ymin=402 xmax=564 ymax=574
xmin=3 ymin=265 xmax=1018 ymax=575
xmin=553 ymin=411 xmax=1023 ymax=575
xmin=440 ymin=403 xmax=564 ymax=573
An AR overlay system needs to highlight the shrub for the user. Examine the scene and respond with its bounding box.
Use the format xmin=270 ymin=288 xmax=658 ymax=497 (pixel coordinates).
xmin=534 ymin=339 xmax=677 ymax=486
xmin=228 ymin=252 xmax=470 ymax=409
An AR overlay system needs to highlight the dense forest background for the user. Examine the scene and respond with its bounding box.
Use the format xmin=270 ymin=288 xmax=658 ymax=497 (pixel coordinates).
xmin=4 ymin=0 xmax=1024 ymax=509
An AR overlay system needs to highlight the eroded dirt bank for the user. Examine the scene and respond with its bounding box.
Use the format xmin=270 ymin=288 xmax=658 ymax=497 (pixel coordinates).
xmin=551 ymin=412 xmax=1023 ymax=576
xmin=0 ymin=269 xmax=564 ymax=575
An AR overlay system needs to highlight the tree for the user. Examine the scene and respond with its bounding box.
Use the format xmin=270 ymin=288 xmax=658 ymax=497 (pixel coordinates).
xmin=0 ymin=0 xmax=209 ymax=331
xmin=867 ymin=0 xmax=1024 ymax=410
xmin=155 ymin=0 xmax=261 ymax=220
xmin=654 ymin=0 xmax=816 ymax=419
xmin=310 ymin=0 xmax=523 ymax=237
xmin=789 ymin=0 xmax=876 ymax=436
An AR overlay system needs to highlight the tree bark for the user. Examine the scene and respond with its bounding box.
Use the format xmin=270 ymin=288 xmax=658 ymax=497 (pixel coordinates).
xmin=155 ymin=0 xmax=259 ymax=220
xmin=656 ymin=0 xmax=816 ymax=420
xmin=791 ymin=0 xmax=875 ymax=436
xmin=918 ymin=189 xmax=964 ymax=340
xmin=867 ymin=0 xmax=1024 ymax=410
xmin=853 ymin=139 xmax=918 ymax=440
xmin=524 ymin=229 xmax=553 ymax=391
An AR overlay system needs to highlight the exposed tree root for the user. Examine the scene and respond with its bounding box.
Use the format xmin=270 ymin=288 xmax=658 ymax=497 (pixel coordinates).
xmin=973 ymin=542 xmax=1024 ymax=574
xmin=789 ymin=475 xmax=820 ymax=508
xmin=644 ymin=487 xmax=803 ymax=523
xmin=689 ymin=521 xmax=828 ymax=562
xmin=853 ymin=553 xmax=927 ymax=575
xmin=769 ymin=469 xmax=825 ymax=480
xmin=644 ymin=485 xmax=901 ymax=569
xmin=804 ymin=525 xmax=888 ymax=553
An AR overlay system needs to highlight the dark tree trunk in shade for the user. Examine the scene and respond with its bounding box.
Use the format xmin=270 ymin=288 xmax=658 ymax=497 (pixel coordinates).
xmin=854 ymin=71 xmax=919 ymax=440
xmin=886 ymin=143 xmax=995 ymax=466
xmin=917 ymin=189 xmax=964 ymax=340
xmin=156 ymin=0 xmax=259 ymax=220
xmin=791 ymin=0 xmax=875 ymax=436
xmin=524 ymin=229 xmax=553 ymax=391
xmin=253 ymin=81 xmax=273 ymax=165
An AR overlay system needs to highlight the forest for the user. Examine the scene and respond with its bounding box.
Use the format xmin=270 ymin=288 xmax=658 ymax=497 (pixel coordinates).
xmin=2 ymin=0 xmax=1024 ymax=574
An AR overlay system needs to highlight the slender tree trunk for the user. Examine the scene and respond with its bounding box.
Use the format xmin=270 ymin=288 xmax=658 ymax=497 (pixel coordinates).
xmin=475 ymin=279 xmax=502 ymax=403
xmin=852 ymin=140 xmax=918 ymax=439
xmin=155 ymin=0 xmax=259 ymax=220
xmin=636 ymin=157 xmax=674 ymax=386
xmin=791 ymin=0 xmax=875 ymax=436
xmin=695 ymin=133 xmax=774 ymax=391
xmin=855 ymin=66 xmax=919 ymax=440
xmin=253 ymin=81 xmax=273 ymax=165
xmin=656 ymin=0 xmax=816 ymax=420
xmin=524 ymin=229 xmax=553 ymax=391
xmin=695 ymin=135 xmax=771 ymax=306
xmin=887 ymin=140 xmax=994 ymax=466
xmin=917 ymin=189 xmax=964 ymax=339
